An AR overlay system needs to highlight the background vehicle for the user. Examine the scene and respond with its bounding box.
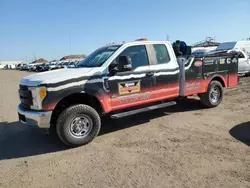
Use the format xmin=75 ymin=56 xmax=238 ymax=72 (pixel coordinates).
xmin=55 ymin=62 xmax=64 ymax=69
xmin=216 ymin=41 xmax=250 ymax=54
xmin=48 ymin=62 xmax=58 ymax=70
xmin=32 ymin=64 xmax=39 ymax=71
xmin=62 ymin=62 xmax=70 ymax=68
xmin=17 ymin=40 xmax=239 ymax=147
xmin=67 ymin=61 xmax=78 ymax=68
xmin=216 ymin=41 xmax=250 ymax=75
xmin=228 ymin=49 xmax=250 ymax=75
xmin=15 ymin=63 xmax=22 ymax=70
xmin=26 ymin=64 xmax=33 ymax=71
xmin=27 ymin=63 xmax=36 ymax=71
xmin=36 ymin=63 xmax=50 ymax=72
xmin=20 ymin=64 xmax=29 ymax=70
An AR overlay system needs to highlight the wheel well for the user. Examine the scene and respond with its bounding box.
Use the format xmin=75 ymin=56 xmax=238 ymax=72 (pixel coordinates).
xmin=50 ymin=93 xmax=102 ymax=126
xmin=211 ymin=76 xmax=225 ymax=87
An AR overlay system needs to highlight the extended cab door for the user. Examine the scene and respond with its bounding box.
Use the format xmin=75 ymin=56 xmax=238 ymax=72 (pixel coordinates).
xmin=145 ymin=43 xmax=180 ymax=99
xmin=107 ymin=45 xmax=156 ymax=111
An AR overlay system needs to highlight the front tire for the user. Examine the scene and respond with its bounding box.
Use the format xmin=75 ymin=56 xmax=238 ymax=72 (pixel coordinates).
xmin=56 ymin=104 xmax=101 ymax=147
xmin=199 ymin=81 xmax=224 ymax=108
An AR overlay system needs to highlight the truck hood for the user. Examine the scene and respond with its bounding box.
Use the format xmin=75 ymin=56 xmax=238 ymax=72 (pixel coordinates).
xmin=20 ymin=67 xmax=105 ymax=86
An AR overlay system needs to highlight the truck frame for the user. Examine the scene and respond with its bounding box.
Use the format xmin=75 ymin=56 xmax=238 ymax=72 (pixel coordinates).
xmin=17 ymin=40 xmax=239 ymax=147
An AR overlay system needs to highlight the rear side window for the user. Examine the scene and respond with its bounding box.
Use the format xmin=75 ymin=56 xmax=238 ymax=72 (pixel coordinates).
xmin=153 ymin=44 xmax=171 ymax=64
xmin=119 ymin=45 xmax=149 ymax=69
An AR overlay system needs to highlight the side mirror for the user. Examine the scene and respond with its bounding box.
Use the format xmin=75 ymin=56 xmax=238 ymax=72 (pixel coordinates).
xmin=108 ymin=60 xmax=119 ymax=75
xmin=108 ymin=56 xmax=132 ymax=75
xmin=118 ymin=55 xmax=132 ymax=72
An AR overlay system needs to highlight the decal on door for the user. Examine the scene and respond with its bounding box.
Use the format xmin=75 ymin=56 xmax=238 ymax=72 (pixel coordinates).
xmin=119 ymin=92 xmax=151 ymax=104
xmin=185 ymin=82 xmax=201 ymax=91
xmin=118 ymin=80 xmax=141 ymax=95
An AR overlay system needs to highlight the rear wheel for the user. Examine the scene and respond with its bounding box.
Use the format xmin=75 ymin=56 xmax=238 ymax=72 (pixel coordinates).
xmin=56 ymin=104 xmax=101 ymax=147
xmin=199 ymin=81 xmax=224 ymax=108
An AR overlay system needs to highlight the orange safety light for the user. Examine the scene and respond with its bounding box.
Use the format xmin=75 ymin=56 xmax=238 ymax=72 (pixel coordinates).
xmin=135 ymin=38 xmax=148 ymax=41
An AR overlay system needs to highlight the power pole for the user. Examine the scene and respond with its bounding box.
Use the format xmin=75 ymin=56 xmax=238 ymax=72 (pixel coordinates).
xmin=32 ymin=52 xmax=36 ymax=61
xmin=166 ymin=34 xmax=169 ymax=41
xmin=69 ymin=34 xmax=72 ymax=62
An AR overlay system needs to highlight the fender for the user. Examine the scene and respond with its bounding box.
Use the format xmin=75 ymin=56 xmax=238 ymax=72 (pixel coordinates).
xmin=83 ymin=83 xmax=111 ymax=113
xmin=42 ymin=81 xmax=111 ymax=112
xmin=205 ymin=74 xmax=227 ymax=91
xmin=42 ymin=87 xmax=86 ymax=111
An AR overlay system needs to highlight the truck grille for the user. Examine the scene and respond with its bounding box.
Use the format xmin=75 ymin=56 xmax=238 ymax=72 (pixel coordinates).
xmin=19 ymin=85 xmax=33 ymax=109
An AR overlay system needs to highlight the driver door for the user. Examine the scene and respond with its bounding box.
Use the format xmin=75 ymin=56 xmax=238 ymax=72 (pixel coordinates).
xmin=107 ymin=45 xmax=155 ymax=111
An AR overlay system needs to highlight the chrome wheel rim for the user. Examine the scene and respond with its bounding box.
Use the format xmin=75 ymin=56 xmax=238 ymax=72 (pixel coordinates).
xmin=69 ymin=115 xmax=93 ymax=138
xmin=210 ymin=86 xmax=220 ymax=103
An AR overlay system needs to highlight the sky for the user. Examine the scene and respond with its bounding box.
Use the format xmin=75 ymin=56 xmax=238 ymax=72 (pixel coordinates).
xmin=0 ymin=0 xmax=250 ymax=62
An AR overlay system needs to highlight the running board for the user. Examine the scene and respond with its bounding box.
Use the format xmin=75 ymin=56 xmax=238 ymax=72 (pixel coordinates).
xmin=110 ymin=101 xmax=176 ymax=119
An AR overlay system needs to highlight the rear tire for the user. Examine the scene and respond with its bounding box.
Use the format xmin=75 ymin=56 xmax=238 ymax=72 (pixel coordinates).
xmin=199 ymin=81 xmax=224 ymax=108
xmin=56 ymin=104 xmax=101 ymax=147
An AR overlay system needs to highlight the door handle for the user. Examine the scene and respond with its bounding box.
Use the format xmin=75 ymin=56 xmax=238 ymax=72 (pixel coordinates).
xmin=146 ymin=72 xmax=154 ymax=77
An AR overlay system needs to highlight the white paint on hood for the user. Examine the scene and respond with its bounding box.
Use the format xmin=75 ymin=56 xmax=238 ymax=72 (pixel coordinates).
xmin=20 ymin=67 xmax=105 ymax=86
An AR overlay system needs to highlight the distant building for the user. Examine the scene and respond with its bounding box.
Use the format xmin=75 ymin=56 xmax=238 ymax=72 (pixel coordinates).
xmin=60 ymin=54 xmax=86 ymax=62
xmin=31 ymin=58 xmax=48 ymax=64
xmin=0 ymin=61 xmax=23 ymax=65
xmin=0 ymin=61 xmax=24 ymax=69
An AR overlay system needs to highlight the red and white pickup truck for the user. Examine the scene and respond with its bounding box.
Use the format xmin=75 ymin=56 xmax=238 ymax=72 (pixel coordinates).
xmin=17 ymin=40 xmax=239 ymax=147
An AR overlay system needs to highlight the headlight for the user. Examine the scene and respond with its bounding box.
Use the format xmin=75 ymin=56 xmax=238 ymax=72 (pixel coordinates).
xmin=29 ymin=87 xmax=47 ymax=110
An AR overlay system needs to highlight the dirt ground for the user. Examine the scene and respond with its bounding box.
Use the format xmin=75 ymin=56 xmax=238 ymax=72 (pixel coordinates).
xmin=0 ymin=70 xmax=250 ymax=188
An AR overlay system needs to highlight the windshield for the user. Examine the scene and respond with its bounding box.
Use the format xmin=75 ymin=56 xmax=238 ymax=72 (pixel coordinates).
xmin=77 ymin=45 xmax=121 ymax=68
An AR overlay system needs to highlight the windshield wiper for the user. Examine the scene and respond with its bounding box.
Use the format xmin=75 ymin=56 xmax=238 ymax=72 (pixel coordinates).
xmin=77 ymin=64 xmax=95 ymax=68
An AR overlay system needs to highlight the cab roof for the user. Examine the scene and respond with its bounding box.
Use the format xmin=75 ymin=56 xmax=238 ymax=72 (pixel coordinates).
xmin=106 ymin=40 xmax=172 ymax=47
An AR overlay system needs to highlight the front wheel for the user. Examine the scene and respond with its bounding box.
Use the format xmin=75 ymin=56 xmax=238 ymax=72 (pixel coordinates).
xmin=199 ymin=81 xmax=224 ymax=108
xmin=56 ymin=104 xmax=101 ymax=147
